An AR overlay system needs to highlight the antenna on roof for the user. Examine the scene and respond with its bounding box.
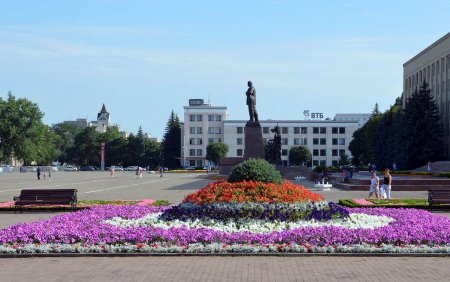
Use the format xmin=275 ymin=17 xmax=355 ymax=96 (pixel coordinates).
xmin=208 ymin=94 xmax=211 ymax=106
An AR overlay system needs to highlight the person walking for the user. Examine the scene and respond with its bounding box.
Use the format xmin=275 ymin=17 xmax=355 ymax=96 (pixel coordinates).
xmin=48 ymin=169 xmax=52 ymax=180
xmin=368 ymin=171 xmax=380 ymax=199
xmin=36 ymin=166 xmax=41 ymax=180
xmin=380 ymin=168 xmax=392 ymax=199
xmin=427 ymin=161 xmax=432 ymax=172
xmin=159 ymin=166 xmax=163 ymax=177
xmin=111 ymin=167 xmax=115 ymax=177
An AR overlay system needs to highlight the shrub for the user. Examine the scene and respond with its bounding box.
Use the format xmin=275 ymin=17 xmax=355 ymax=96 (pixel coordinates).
xmin=228 ymin=158 xmax=282 ymax=184
xmin=313 ymin=165 xmax=326 ymax=173
xmin=439 ymin=172 xmax=450 ymax=178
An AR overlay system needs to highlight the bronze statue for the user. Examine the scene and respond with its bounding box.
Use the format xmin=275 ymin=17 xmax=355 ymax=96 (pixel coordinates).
xmin=246 ymin=81 xmax=258 ymax=122
xmin=265 ymin=125 xmax=282 ymax=165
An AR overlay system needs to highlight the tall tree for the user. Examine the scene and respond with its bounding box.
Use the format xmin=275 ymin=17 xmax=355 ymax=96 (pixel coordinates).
xmin=161 ymin=111 xmax=181 ymax=168
xmin=143 ymin=139 xmax=161 ymax=169
xmin=67 ymin=127 xmax=101 ymax=166
xmin=206 ymin=142 xmax=229 ymax=166
xmin=0 ymin=92 xmax=52 ymax=164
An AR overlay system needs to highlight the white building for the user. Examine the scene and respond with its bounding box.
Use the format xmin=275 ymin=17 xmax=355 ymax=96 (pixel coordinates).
xmin=224 ymin=120 xmax=360 ymax=167
xmin=92 ymin=104 xmax=111 ymax=133
xmin=403 ymin=32 xmax=450 ymax=156
xmin=181 ymin=99 xmax=227 ymax=167
xmin=334 ymin=114 xmax=371 ymax=127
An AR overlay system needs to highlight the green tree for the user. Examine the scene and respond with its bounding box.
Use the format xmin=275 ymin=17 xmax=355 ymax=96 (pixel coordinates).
xmin=398 ymin=82 xmax=444 ymax=168
xmin=206 ymin=142 xmax=229 ymax=166
xmin=143 ymin=139 xmax=161 ymax=169
xmin=288 ymin=146 xmax=311 ymax=166
xmin=67 ymin=127 xmax=101 ymax=166
xmin=51 ymin=122 xmax=82 ymax=163
xmin=126 ymin=132 xmax=145 ymax=166
xmin=339 ymin=154 xmax=351 ymax=166
xmin=161 ymin=111 xmax=181 ymax=169
xmin=0 ymin=92 xmax=54 ymax=164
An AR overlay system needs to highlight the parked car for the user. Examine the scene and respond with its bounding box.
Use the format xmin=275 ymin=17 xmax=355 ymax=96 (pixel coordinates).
xmin=80 ymin=166 xmax=95 ymax=171
xmin=186 ymin=166 xmax=196 ymax=170
xmin=109 ymin=166 xmax=124 ymax=171
xmin=125 ymin=166 xmax=138 ymax=171
xmin=64 ymin=165 xmax=78 ymax=171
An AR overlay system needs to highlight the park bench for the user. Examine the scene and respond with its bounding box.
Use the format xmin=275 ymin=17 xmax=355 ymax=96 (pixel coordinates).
xmin=428 ymin=189 xmax=450 ymax=211
xmin=14 ymin=189 xmax=78 ymax=211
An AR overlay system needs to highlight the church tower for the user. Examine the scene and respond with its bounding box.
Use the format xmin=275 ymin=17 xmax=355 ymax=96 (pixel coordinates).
xmin=96 ymin=104 xmax=111 ymax=132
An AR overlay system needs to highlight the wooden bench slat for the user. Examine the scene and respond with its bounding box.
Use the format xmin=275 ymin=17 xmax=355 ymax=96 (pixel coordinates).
xmin=13 ymin=189 xmax=78 ymax=211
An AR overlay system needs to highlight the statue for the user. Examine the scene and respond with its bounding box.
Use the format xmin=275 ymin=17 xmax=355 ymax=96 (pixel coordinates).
xmin=246 ymin=81 xmax=258 ymax=122
xmin=265 ymin=125 xmax=282 ymax=165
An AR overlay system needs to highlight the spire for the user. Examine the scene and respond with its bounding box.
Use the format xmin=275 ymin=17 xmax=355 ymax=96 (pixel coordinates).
xmin=100 ymin=103 xmax=108 ymax=113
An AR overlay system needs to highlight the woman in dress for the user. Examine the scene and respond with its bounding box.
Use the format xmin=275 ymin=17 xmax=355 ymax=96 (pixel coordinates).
xmin=368 ymin=171 xmax=380 ymax=199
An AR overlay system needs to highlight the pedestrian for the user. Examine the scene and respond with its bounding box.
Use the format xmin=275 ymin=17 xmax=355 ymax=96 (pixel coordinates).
xmin=393 ymin=162 xmax=397 ymax=171
xmin=43 ymin=172 xmax=46 ymax=181
xmin=368 ymin=171 xmax=380 ymax=199
xmin=380 ymin=168 xmax=392 ymax=199
xmin=159 ymin=166 xmax=163 ymax=177
xmin=427 ymin=161 xmax=432 ymax=172
xmin=48 ymin=170 xmax=52 ymax=180
xmin=368 ymin=163 xmax=372 ymax=172
xmin=111 ymin=167 xmax=115 ymax=177
xmin=36 ymin=166 xmax=41 ymax=180
xmin=372 ymin=164 xmax=377 ymax=172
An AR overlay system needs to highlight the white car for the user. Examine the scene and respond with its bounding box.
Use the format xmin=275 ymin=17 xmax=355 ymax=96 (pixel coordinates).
xmin=63 ymin=165 xmax=77 ymax=171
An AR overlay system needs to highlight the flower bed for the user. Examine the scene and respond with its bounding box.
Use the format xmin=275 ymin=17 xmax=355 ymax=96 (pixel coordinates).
xmin=1 ymin=205 xmax=449 ymax=254
xmin=339 ymin=199 xmax=450 ymax=209
xmin=183 ymin=180 xmax=325 ymax=204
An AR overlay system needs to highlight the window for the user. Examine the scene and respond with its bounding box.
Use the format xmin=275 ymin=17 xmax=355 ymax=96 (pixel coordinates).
xmin=237 ymin=127 xmax=243 ymax=134
xmin=301 ymin=127 xmax=307 ymax=134
xmin=313 ymin=138 xmax=319 ymax=145
xmin=320 ymin=127 xmax=326 ymax=134
xmin=197 ymin=127 xmax=202 ymax=134
xmin=320 ymin=138 xmax=326 ymax=145
xmin=301 ymin=138 xmax=307 ymax=145
xmin=208 ymin=115 xmax=214 ymax=121
xmin=313 ymin=127 xmax=319 ymax=134
xmin=208 ymin=127 xmax=214 ymax=134
xmin=282 ymin=127 xmax=288 ymax=134
xmin=215 ymin=127 xmax=221 ymax=134
xmin=189 ymin=138 xmax=195 ymax=145
xmin=281 ymin=138 xmax=288 ymax=145
xmin=189 ymin=149 xmax=195 ymax=156
xmin=339 ymin=149 xmax=346 ymax=156
xmin=320 ymin=149 xmax=326 ymax=156
xmin=208 ymin=138 xmax=214 ymax=145
xmin=332 ymin=127 xmax=338 ymax=134
xmin=332 ymin=138 xmax=338 ymax=145
xmin=313 ymin=149 xmax=319 ymax=156
xmin=339 ymin=127 xmax=345 ymax=134
xmin=263 ymin=127 xmax=269 ymax=134
xmin=190 ymin=127 xmax=195 ymax=134
xmin=196 ymin=149 xmax=202 ymax=156
xmin=215 ymin=115 xmax=222 ymax=121
xmin=237 ymin=149 xmax=243 ymax=156
xmin=338 ymin=138 xmax=345 ymax=145
xmin=282 ymin=149 xmax=288 ymax=156
xmin=313 ymin=160 xmax=319 ymax=166
xmin=294 ymin=127 xmax=300 ymax=134
xmin=294 ymin=138 xmax=300 ymax=145
xmin=332 ymin=149 xmax=338 ymax=156
xmin=320 ymin=160 xmax=326 ymax=167
xmin=189 ymin=115 xmax=196 ymax=122
xmin=217 ymin=138 xmax=222 ymax=143
xmin=332 ymin=160 xmax=338 ymax=166
xmin=197 ymin=138 xmax=203 ymax=145
xmin=196 ymin=115 xmax=203 ymax=121
xmin=237 ymin=138 xmax=243 ymax=145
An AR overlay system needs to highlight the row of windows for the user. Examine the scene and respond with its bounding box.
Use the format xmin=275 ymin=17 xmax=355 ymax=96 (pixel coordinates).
xmin=313 ymin=149 xmax=346 ymax=157
xmin=235 ymin=137 xmax=345 ymax=146
xmin=189 ymin=127 xmax=222 ymax=134
xmin=189 ymin=114 xmax=222 ymax=122
xmin=190 ymin=138 xmax=223 ymax=145
xmin=236 ymin=127 xmax=346 ymax=134
xmin=189 ymin=149 xmax=203 ymax=156
xmin=237 ymin=149 xmax=346 ymax=157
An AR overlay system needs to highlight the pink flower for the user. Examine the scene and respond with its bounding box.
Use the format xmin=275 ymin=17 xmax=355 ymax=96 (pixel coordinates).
xmin=352 ymin=199 xmax=374 ymax=206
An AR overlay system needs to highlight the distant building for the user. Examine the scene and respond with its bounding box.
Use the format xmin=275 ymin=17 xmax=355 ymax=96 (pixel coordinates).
xmin=91 ymin=104 xmax=111 ymax=133
xmin=403 ymin=32 xmax=450 ymax=157
xmin=63 ymin=118 xmax=91 ymax=129
xmin=333 ymin=114 xmax=371 ymax=127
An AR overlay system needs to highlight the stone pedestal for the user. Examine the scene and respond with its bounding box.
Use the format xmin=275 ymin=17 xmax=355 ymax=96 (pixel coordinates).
xmin=244 ymin=121 xmax=265 ymax=159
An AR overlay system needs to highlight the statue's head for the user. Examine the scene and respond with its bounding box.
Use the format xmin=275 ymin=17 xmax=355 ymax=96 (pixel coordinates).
xmin=247 ymin=81 xmax=253 ymax=87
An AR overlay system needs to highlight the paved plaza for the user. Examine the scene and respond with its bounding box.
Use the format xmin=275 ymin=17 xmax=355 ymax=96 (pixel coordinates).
xmin=1 ymin=171 xmax=449 ymax=281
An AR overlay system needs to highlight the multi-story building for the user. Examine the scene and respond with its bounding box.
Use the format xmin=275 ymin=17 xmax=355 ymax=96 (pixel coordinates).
xmin=64 ymin=104 xmax=111 ymax=133
xmin=181 ymin=99 xmax=227 ymax=167
xmin=224 ymin=120 xmax=360 ymax=167
xmin=403 ymin=32 xmax=450 ymax=156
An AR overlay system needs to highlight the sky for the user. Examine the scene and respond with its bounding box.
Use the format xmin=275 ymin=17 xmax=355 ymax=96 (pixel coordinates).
xmin=1 ymin=0 xmax=449 ymax=139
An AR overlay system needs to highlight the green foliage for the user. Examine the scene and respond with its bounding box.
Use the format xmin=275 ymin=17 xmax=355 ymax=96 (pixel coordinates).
xmin=327 ymin=166 xmax=338 ymax=171
xmin=338 ymin=154 xmax=351 ymax=166
xmin=313 ymin=165 xmax=326 ymax=173
xmin=0 ymin=92 xmax=53 ymax=164
xmin=228 ymin=158 xmax=282 ymax=184
xmin=206 ymin=142 xmax=229 ymax=166
xmin=439 ymin=172 xmax=450 ymax=178
xmin=151 ymin=200 xmax=170 ymax=206
xmin=288 ymin=146 xmax=311 ymax=166
xmin=161 ymin=110 xmax=181 ymax=169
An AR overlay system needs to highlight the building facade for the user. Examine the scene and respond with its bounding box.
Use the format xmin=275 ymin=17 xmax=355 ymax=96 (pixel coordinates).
xmin=403 ymin=32 xmax=450 ymax=156
xmin=224 ymin=120 xmax=359 ymax=167
xmin=181 ymin=99 xmax=228 ymax=167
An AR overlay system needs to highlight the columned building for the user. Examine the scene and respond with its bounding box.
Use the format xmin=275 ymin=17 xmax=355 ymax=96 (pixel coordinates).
xmin=403 ymin=32 xmax=450 ymax=157
xmin=181 ymin=99 xmax=227 ymax=167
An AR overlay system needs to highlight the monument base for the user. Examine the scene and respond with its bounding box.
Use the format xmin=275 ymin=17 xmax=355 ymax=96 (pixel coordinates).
xmin=219 ymin=157 xmax=244 ymax=175
xmin=244 ymin=122 xmax=265 ymax=159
